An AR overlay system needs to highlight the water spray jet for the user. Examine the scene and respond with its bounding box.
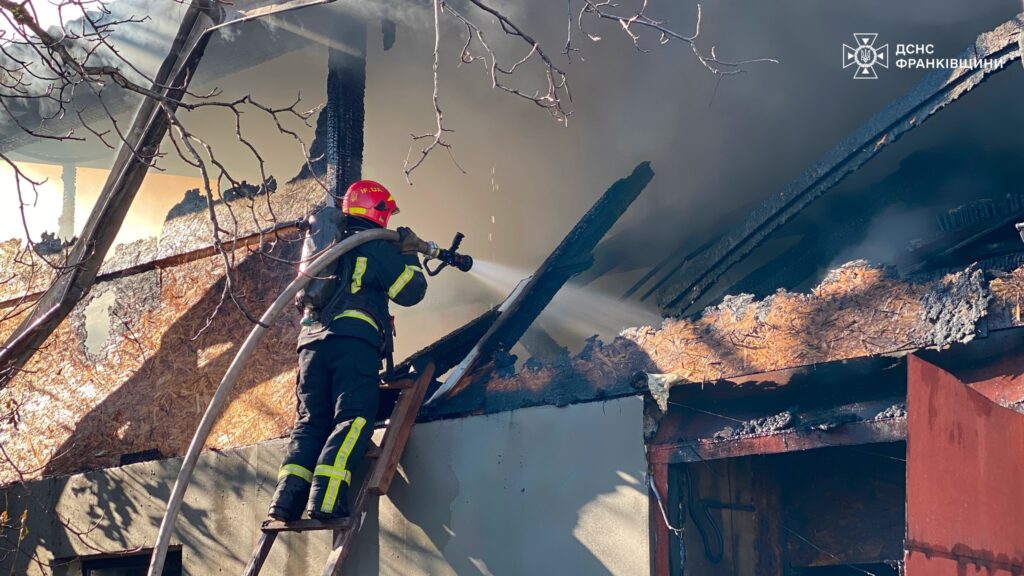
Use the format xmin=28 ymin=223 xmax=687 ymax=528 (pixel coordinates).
xmin=470 ymin=259 xmax=662 ymax=344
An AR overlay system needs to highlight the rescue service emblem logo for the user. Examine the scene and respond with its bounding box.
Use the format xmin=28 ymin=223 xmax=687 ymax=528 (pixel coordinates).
xmin=843 ymin=33 xmax=889 ymax=79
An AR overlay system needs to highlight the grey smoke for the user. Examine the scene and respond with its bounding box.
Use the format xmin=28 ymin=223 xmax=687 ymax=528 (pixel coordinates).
xmin=3 ymin=0 xmax=1022 ymax=357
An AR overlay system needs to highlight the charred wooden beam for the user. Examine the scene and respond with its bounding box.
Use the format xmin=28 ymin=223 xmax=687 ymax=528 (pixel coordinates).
xmin=903 ymin=195 xmax=1024 ymax=274
xmin=396 ymin=163 xmax=654 ymax=394
xmin=624 ymin=198 xmax=761 ymax=302
xmin=0 ymin=1 xmax=225 ymax=386
xmin=428 ymin=162 xmax=655 ymax=402
xmin=294 ymin=20 xmax=367 ymax=200
xmin=657 ymin=15 xmax=1024 ymax=317
xmin=649 ymin=398 xmax=907 ymax=464
xmin=622 ymin=234 xmax=721 ymax=302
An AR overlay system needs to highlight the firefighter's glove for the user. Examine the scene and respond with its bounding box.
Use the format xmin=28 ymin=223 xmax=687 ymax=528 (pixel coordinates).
xmin=396 ymin=226 xmax=424 ymax=255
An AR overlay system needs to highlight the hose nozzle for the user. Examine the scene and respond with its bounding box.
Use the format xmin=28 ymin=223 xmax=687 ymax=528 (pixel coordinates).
xmin=424 ymin=232 xmax=474 ymax=276
xmin=445 ymin=251 xmax=474 ymax=273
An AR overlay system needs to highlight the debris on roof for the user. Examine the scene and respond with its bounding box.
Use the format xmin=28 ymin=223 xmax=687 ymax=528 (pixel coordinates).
xmin=4 ymin=240 xmax=1023 ymax=485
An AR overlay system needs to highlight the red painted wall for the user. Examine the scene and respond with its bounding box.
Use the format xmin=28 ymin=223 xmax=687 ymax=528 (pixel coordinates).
xmin=905 ymin=356 xmax=1024 ymax=574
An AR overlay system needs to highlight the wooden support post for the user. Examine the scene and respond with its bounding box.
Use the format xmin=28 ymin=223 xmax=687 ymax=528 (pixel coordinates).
xmin=650 ymin=461 xmax=672 ymax=576
xmin=752 ymin=459 xmax=785 ymax=575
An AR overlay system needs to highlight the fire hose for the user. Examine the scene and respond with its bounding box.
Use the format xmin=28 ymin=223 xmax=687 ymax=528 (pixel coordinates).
xmin=147 ymin=228 xmax=471 ymax=576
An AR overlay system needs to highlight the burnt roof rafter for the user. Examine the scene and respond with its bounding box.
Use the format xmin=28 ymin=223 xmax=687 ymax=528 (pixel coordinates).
xmin=656 ymin=15 xmax=1024 ymax=317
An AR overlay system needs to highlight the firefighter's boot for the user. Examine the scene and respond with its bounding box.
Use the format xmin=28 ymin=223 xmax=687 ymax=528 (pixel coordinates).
xmin=307 ymin=475 xmax=351 ymax=520
xmin=267 ymin=475 xmax=310 ymax=522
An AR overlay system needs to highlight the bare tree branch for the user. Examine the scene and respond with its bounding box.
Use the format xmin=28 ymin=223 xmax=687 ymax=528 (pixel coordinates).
xmin=402 ymin=0 xmax=776 ymax=180
xmin=403 ymin=0 xmax=461 ymax=181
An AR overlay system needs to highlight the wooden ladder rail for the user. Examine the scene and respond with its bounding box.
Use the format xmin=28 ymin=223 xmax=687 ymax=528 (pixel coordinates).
xmin=242 ymin=363 xmax=436 ymax=576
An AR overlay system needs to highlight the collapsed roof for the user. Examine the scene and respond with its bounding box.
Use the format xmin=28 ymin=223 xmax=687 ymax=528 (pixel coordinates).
xmin=5 ymin=218 xmax=1024 ymax=485
xmin=2 ymin=11 xmax=1024 ymax=491
xmin=634 ymin=15 xmax=1024 ymax=317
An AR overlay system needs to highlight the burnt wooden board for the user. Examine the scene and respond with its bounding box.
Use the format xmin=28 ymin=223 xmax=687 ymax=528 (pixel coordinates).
xmin=428 ymin=162 xmax=655 ymax=402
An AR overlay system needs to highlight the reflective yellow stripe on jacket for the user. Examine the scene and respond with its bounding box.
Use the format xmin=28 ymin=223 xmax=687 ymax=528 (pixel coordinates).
xmin=350 ymin=256 xmax=367 ymax=293
xmin=388 ymin=265 xmax=423 ymax=299
xmin=332 ymin=309 xmax=378 ymax=331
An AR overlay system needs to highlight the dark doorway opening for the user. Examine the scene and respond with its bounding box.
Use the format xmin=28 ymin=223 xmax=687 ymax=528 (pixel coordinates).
xmin=81 ymin=549 xmax=182 ymax=576
xmin=669 ymin=443 xmax=906 ymax=575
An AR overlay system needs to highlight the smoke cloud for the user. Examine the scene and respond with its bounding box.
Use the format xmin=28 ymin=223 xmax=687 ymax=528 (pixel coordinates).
xmin=4 ymin=0 xmax=1023 ymax=355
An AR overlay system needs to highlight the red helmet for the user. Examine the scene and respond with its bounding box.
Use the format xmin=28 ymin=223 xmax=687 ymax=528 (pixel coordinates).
xmin=341 ymin=180 xmax=399 ymax=227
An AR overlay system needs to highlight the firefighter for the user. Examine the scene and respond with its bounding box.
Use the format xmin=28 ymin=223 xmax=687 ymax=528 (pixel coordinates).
xmin=268 ymin=180 xmax=427 ymax=521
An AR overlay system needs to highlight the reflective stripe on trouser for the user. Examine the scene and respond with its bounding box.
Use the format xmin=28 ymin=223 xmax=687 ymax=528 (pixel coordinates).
xmin=315 ymin=416 xmax=366 ymax=513
xmin=280 ymin=337 xmax=381 ymax=514
xmin=278 ymin=463 xmax=313 ymax=482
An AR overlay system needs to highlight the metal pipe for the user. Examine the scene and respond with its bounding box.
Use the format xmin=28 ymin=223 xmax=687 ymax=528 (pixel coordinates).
xmin=147 ymin=228 xmax=399 ymax=576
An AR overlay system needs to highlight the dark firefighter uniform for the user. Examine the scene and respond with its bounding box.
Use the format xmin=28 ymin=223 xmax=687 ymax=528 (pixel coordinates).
xmin=269 ymin=216 xmax=427 ymax=521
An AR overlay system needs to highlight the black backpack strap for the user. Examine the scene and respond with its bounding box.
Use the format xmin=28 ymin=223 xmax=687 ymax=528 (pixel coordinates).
xmin=318 ymin=250 xmax=354 ymax=325
xmin=382 ymin=316 xmax=396 ymax=379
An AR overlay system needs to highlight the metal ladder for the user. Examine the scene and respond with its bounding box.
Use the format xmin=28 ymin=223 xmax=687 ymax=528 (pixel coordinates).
xmin=242 ymin=363 xmax=436 ymax=576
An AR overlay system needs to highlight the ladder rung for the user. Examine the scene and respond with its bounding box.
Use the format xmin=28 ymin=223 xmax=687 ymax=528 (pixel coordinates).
xmin=261 ymin=517 xmax=353 ymax=534
xmin=244 ymin=363 xmax=438 ymax=576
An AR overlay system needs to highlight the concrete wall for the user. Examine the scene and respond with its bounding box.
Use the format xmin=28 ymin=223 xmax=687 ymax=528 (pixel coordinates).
xmin=0 ymin=397 xmax=649 ymax=576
